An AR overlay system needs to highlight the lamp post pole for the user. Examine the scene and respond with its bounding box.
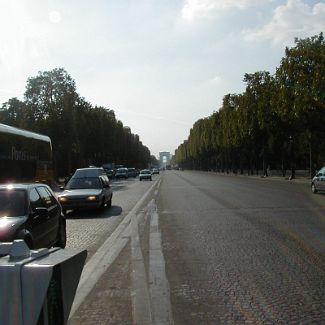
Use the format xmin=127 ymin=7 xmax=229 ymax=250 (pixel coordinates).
xmin=289 ymin=135 xmax=295 ymax=180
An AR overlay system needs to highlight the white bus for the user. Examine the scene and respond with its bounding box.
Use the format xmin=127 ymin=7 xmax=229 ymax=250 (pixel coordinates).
xmin=0 ymin=123 xmax=54 ymax=185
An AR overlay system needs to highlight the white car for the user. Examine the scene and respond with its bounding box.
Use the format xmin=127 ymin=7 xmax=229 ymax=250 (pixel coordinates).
xmin=58 ymin=168 xmax=112 ymax=212
xmin=139 ymin=169 xmax=152 ymax=181
xmin=311 ymin=166 xmax=325 ymax=193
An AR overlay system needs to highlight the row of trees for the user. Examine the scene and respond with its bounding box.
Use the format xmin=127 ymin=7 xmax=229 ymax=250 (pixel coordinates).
xmin=173 ymin=33 xmax=325 ymax=178
xmin=0 ymin=68 xmax=152 ymax=177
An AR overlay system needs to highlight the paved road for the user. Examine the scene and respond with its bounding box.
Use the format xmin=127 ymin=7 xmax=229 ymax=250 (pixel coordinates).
xmin=65 ymin=176 xmax=155 ymax=261
xmin=69 ymin=171 xmax=325 ymax=324
xmin=158 ymin=171 xmax=325 ymax=324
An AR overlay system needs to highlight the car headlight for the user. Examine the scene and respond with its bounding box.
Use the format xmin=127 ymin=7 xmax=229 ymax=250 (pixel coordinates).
xmin=58 ymin=197 xmax=67 ymax=202
xmin=87 ymin=196 xmax=97 ymax=201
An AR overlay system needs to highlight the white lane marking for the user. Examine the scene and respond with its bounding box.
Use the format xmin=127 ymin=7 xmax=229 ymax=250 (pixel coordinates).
xmin=149 ymin=202 xmax=174 ymax=325
xmin=131 ymin=210 xmax=152 ymax=324
xmin=70 ymin=180 xmax=158 ymax=318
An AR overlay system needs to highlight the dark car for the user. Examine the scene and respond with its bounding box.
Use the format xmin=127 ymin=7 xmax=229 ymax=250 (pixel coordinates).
xmin=311 ymin=166 xmax=325 ymax=193
xmin=0 ymin=183 xmax=66 ymax=249
xmin=115 ymin=168 xmax=129 ymax=179
xmin=139 ymin=169 xmax=152 ymax=181
xmin=58 ymin=167 xmax=113 ymax=212
xmin=127 ymin=168 xmax=137 ymax=177
xmin=104 ymin=169 xmax=114 ymax=179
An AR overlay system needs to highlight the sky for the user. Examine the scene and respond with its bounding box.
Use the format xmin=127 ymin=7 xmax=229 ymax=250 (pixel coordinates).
xmin=0 ymin=0 xmax=324 ymax=158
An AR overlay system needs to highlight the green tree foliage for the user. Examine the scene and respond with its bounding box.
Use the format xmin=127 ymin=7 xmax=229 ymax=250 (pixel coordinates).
xmin=0 ymin=68 xmax=151 ymax=177
xmin=174 ymin=33 xmax=325 ymax=176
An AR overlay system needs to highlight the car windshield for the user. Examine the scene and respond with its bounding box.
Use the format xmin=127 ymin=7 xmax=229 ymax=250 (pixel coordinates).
xmin=0 ymin=189 xmax=27 ymax=217
xmin=66 ymin=177 xmax=101 ymax=189
xmin=141 ymin=170 xmax=150 ymax=174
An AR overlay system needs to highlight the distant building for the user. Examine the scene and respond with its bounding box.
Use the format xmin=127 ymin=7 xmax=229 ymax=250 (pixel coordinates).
xmin=159 ymin=152 xmax=171 ymax=168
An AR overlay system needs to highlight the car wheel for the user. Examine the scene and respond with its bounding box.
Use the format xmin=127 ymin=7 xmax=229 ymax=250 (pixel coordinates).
xmin=150 ymin=177 xmax=152 ymax=181
xmin=140 ymin=178 xmax=142 ymax=181
xmin=55 ymin=221 xmax=67 ymax=248
xmin=311 ymin=183 xmax=318 ymax=194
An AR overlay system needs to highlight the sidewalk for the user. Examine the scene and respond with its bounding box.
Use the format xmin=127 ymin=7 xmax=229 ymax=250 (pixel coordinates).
xmin=209 ymin=170 xmax=311 ymax=185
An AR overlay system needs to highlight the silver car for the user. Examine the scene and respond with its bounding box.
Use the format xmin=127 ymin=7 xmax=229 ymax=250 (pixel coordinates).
xmin=311 ymin=166 xmax=325 ymax=193
xmin=58 ymin=168 xmax=112 ymax=212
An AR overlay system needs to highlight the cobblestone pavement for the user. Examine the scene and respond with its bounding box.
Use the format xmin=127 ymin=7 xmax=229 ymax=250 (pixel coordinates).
xmin=65 ymin=178 xmax=154 ymax=261
xmin=69 ymin=243 xmax=133 ymax=325
xmin=68 ymin=177 xmax=158 ymax=324
xmin=158 ymin=171 xmax=325 ymax=324
xmin=68 ymin=171 xmax=324 ymax=324
xmin=68 ymin=202 xmax=155 ymax=325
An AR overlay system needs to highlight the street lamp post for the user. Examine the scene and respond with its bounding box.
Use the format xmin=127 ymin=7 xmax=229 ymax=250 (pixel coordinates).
xmin=289 ymin=135 xmax=295 ymax=180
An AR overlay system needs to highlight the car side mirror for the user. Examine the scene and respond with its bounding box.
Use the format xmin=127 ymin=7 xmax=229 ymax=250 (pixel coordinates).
xmin=60 ymin=186 xmax=65 ymax=191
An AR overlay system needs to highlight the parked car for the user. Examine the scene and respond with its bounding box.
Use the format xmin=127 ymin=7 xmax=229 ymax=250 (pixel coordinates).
xmin=311 ymin=166 xmax=325 ymax=193
xmin=139 ymin=169 xmax=152 ymax=181
xmin=58 ymin=167 xmax=112 ymax=212
xmin=0 ymin=183 xmax=66 ymax=249
xmin=115 ymin=168 xmax=129 ymax=179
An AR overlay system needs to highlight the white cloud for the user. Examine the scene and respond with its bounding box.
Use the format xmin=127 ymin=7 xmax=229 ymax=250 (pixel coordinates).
xmin=49 ymin=11 xmax=62 ymax=24
xmin=242 ymin=0 xmax=325 ymax=46
xmin=182 ymin=0 xmax=272 ymax=20
xmin=210 ymin=75 xmax=225 ymax=85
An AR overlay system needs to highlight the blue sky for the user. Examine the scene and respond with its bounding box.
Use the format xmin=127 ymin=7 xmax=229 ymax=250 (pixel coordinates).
xmin=0 ymin=0 xmax=324 ymax=157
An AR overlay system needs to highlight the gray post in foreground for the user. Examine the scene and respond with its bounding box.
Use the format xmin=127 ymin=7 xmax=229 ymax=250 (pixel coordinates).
xmin=0 ymin=240 xmax=87 ymax=325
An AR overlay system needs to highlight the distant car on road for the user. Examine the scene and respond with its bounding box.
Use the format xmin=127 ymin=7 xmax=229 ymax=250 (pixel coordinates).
xmin=139 ymin=169 xmax=152 ymax=181
xmin=311 ymin=166 xmax=325 ymax=193
xmin=104 ymin=168 xmax=114 ymax=179
xmin=58 ymin=167 xmax=112 ymax=213
xmin=127 ymin=168 xmax=137 ymax=177
xmin=0 ymin=183 xmax=66 ymax=249
xmin=115 ymin=168 xmax=129 ymax=179
xmin=152 ymin=168 xmax=159 ymax=175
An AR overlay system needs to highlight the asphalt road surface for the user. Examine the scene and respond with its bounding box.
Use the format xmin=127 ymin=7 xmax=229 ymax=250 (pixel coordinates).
xmin=69 ymin=171 xmax=325 ymax=324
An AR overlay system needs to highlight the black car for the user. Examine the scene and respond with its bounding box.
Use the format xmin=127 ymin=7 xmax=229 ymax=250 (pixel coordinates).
xmin=127 ymin=168 xmax=137 ymax=177
xmin=58 ymin=167 xmax=113 ymax=212
xmin=104 ymin=169 xmax=114 ymax=179
xmin=115 ymin=168 xmax=129 ymax=179
xmin=0 ymin=183 xmax=66 ymax=249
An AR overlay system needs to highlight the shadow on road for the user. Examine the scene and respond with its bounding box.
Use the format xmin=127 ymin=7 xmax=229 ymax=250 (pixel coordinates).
xmin=65 ymin=205 xmax=123 ymax=219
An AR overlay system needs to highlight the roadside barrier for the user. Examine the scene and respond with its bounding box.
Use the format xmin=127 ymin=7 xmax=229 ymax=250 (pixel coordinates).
xmin=0 ymin=240 xmax=87 ymax=325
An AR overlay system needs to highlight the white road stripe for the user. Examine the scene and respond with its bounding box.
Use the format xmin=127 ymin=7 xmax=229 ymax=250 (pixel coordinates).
xmin=131 ymin=211 xmax=152 ymax=324
xmin=70 ymin=180 xmax=158 ymax=318
xmin=149 ymin=202 xmax=174 ymax=325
